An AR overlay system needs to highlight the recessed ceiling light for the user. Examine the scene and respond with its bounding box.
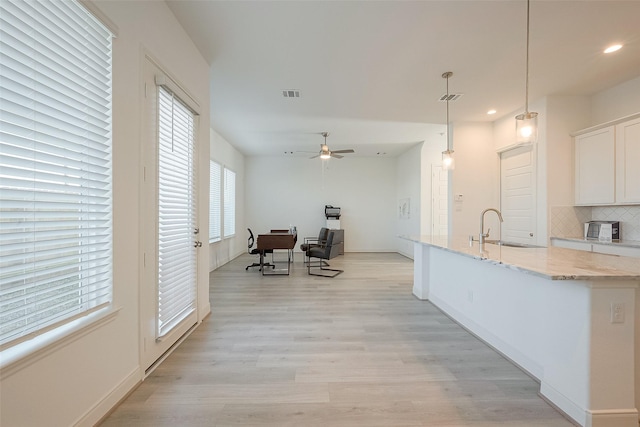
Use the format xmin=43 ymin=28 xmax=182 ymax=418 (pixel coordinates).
xmin=487 ymin=109 xmax=497 ymax=115
xmin=604 ymin=44 xmax=623 ymax=54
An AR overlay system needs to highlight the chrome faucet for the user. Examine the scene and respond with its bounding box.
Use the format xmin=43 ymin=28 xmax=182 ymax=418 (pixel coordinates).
xmin=479 ymin=208 xmax=503 ymax=245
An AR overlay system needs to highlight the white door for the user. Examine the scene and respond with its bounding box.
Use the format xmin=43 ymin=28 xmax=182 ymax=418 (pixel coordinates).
xmin=500 ymin=145 xmax=536 ymax=245
xmin=141 ymin=58 xmax=199 ymax=372
xmin=431 ymin=165 xmax=448 ymax=235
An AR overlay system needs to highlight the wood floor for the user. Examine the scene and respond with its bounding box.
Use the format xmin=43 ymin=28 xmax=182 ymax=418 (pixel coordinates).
xmin=101 ymin=252 xmax=575 ymax=427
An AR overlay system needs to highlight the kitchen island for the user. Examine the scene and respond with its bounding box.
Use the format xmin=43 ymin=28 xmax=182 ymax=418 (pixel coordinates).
xmin=404 ymin=235 xmax=640 ymax=427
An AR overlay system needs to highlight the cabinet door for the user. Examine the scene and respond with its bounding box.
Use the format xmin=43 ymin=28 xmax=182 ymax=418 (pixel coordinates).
xmin=591 ymin=243 xmax=640 ymax=258
xmin=575 ymin=127 xmax=615 ymax=205
xmin=615 ymin=117 xmax=640 ymax=204
xmin=551 ymin=238 xmax=592 ymax=252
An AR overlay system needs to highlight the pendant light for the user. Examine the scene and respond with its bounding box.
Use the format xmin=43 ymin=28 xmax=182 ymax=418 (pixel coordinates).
xmin=441 ymin=71 xmax=454 ymax=170
xmin=515 ymin=0 xmax=538 ymax=143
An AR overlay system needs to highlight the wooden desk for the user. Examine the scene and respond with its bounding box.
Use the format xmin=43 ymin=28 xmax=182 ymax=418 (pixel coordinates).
xmin=257 ymin=232 xmax=297 ymax=275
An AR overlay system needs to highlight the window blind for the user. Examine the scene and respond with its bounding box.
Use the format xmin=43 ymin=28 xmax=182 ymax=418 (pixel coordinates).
xmin=156 ymin=86 xmax=197 ymax=338
xmin=0 ymin=0 xmax=113 ymax=347
xmin=209 ymin=160 xmax=221 ymax=242
xmin=223 ymin=168 xmax=236 ymax=237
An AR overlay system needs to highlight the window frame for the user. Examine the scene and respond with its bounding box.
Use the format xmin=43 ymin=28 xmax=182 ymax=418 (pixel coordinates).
xmin=0 ymin=0 xmax=114 ymax=357
xmin=209 ymin=160 xmax=222 ymax=243
xmin=223 ymin=167 xmax=236 ymax=238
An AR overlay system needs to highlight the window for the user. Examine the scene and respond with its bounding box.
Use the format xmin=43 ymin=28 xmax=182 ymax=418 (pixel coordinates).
xmin=156 ymin=85 xmax=197 ymax=338
xmin=0 ymin=0 xmax=113 ymax=348
xmin=223 ymin=168 xmax=236 ymax=237
xmin=209 ymin=160 xmax=221 ymax=242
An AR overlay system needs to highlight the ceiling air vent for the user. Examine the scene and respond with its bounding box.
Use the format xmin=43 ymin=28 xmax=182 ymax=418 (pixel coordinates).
xmin=438 ymin=93 xmax=463 ymax=102
xmin=282 ymin=89 xmax=300 ymax=98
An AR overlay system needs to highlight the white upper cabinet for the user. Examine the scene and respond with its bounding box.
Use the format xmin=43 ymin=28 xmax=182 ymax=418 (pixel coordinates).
xmin=574 ymin=114 xmax=640 ymax=206
xmin=615 ymin=117 xmax=640 ymax=204
xmin=575 ymin=126 xmax=615 ymax=205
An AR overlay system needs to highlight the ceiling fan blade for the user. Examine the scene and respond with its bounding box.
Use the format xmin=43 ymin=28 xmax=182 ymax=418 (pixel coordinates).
xmin=330 ymin=153 xmax=344 ymax=159
xmin=309 ymin=154 xmax=320 ymax=159
xmin=331 ymin=149 xmax=355 ymax=154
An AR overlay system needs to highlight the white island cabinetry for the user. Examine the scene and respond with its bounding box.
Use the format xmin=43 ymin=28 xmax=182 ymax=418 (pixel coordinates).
xmin=406 ymin=235 xmax=640 ymax=427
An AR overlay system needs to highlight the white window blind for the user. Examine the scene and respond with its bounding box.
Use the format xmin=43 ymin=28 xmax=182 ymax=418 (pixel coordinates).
xmin=0 ymin=0 xmax=113 ymax=347
xmin=223 ymin=167 xmax=236 ymax=237
xmin=209 ymin=160 xmax=221 ymax=242
xmin=157 ymin=85 xmax=197 ymax=338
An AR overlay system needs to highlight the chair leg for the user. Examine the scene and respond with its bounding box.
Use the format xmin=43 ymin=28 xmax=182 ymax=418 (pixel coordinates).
xmin=307 ymin=256 xmax=342 ymax=278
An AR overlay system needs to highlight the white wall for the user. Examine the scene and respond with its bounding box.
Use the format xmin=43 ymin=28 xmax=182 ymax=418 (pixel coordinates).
xmin=0 ymin=2 xmax=211 ymax=426
xmin=396 ymin=143 xmax=423 ymax=257
xmin=591 ymin=75 xmax=640 ymax=124
xmin=450 ymin=122 xmax=499 ymax=238
xmin=545 ymin=96 xmax=591 ymax=208
xmin=245 ymin=156 xmax=397 ymax=253
xmin=209 ymin=129 xmax=246 ymax=270
xmin=420 ymin=135 xmax=448 ymax=238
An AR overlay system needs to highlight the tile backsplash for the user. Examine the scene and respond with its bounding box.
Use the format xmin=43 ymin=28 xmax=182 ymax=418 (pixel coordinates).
xmin=550 ymin=205 xmax=640 ymax=241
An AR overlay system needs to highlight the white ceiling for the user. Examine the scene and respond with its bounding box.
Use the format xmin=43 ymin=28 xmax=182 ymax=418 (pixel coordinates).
xmin=166 ymin=0 xmax=640 ymax=158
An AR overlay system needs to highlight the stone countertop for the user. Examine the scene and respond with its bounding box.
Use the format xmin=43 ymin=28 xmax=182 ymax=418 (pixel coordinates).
xmin=550 ymin=236 xmax=640 ymax=249
xmin=402 ymin=235 xmax=640 ymax=281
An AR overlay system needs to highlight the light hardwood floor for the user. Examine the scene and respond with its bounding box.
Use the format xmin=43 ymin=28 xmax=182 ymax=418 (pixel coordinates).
xmin=101 ymin=252 xmax=575 ymax=427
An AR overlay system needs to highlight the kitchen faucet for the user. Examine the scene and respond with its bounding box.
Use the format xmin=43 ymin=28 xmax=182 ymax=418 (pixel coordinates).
xmin=479 ymin=208 xmax=503 ymax=245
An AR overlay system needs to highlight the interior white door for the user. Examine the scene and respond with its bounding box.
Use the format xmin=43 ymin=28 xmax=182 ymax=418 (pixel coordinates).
xmin=500 ymin=145 xmax=536 ymax=245
xmin=431 ymin=165 xmax=448 ymax=235
xmin=141 ymin=58 xmax=199 ymax=372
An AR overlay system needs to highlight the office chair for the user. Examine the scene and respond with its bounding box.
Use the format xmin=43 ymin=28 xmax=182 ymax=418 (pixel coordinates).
xmin=306 ymin=231 xmax=343 ymax=277
xmin=300 ymin=227 xmax=329 ymax=266
xmin=245 ymin=228 xmax=274 ymax=271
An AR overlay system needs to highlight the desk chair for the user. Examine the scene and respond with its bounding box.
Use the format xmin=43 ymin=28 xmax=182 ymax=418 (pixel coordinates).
xmin=245 ymin=228 xmax=274 ymax=271
xmin=306 ymin=230 xmax=343 ymax=277
xmin=300 ymin=227 xmax=329 ymax=266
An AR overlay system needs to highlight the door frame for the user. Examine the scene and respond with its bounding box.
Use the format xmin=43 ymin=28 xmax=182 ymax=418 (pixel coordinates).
xmin=140 ymin=54 xmax=201 ymax=373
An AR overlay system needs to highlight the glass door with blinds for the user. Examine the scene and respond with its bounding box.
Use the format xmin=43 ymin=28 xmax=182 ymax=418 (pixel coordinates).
xmin=141 ymin=58 xmax=200 ymax=371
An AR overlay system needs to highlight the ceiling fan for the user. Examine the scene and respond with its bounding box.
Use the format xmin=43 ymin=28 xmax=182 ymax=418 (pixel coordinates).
xmin=309 ymin=132 xmax=355 ymax=159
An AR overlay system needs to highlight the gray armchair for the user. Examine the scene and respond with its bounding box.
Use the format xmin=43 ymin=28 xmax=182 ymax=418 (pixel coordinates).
xmin=305 ymin=231 xmax=343 ymax=277
xmin=300 ymin=227 xmax=329 ymax=265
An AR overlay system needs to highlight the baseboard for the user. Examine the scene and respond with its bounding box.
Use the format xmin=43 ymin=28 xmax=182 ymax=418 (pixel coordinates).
xmin=586 ymin=409 xmax=639 ymax=427
xmin=73 ymin=366 xmax=142 ymax=427
xmin=539 ymin=381 xmax=584 ymax=426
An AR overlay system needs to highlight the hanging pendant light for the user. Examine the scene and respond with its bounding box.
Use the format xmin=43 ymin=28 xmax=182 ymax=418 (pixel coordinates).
xmin=441 ymin=71 xmax=455 ymax=170
xmin=515 ymin=0 xmax=538 ymax=143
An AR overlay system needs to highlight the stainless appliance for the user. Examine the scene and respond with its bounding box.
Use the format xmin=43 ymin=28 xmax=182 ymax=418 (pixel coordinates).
xmin=584 ymin=221 xmax=620 ymax=241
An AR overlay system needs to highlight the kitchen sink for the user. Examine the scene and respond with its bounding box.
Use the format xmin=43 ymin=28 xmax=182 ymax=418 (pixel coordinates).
xmin=484 ymin=240 xmax=544 ymax=249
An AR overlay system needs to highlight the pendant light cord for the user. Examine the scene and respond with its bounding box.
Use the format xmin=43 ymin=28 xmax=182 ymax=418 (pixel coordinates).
xmin=525 ymin=0 xmax=530 ymax=114
xmin=446 ymin=75 xmax=450 ymax=151
xmin=442 ymin=71 xmax=453 ymax=152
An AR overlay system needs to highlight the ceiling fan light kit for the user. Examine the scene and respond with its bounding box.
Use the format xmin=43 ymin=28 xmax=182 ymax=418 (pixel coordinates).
xmin=310 ymin=132 xmax=354 ymax=160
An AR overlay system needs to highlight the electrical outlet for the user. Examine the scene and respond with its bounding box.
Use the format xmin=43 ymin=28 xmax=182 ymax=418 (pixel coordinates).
xmin=611 ymin=303 xmax=625 ymax=324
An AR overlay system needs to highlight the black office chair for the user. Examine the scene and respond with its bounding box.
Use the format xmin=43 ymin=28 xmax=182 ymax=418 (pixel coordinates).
xmin=306 ymin=231 xmax=343 ymax=277
xmin=246 ymin=228 xmax=274 ymax=271
xmin=300 ymin=227 xmax=329 ymax=266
